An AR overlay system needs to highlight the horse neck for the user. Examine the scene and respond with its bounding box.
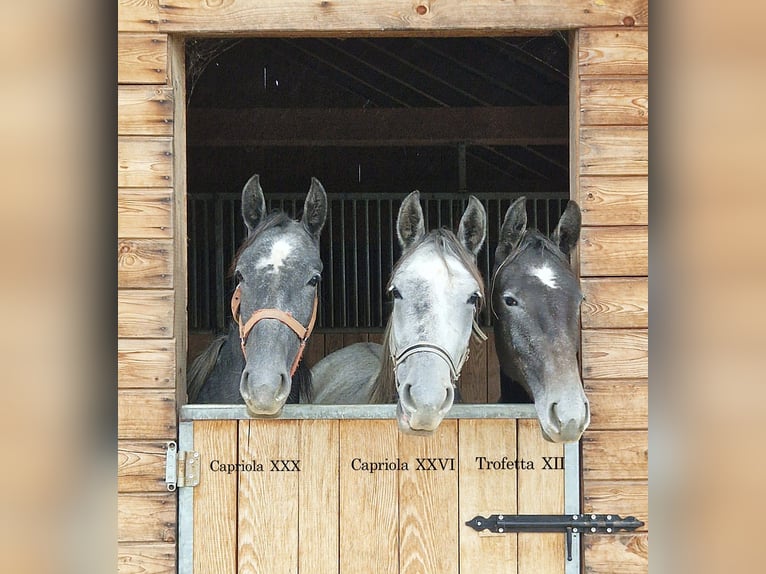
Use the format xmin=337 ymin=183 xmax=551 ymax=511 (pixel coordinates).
xmin=369 ymin=321 xmax=396 ymax=404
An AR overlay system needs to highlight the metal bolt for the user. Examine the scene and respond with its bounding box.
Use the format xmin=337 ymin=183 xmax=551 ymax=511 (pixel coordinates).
xmin=573 ymin=528 xmax=578 ymax=533
xmin=591 ymin=514 xmax=596 ymax=520
xmin=607 ymin=515 xmax=612 ymax=520
xmin=498 ymin=515 xmax=503 ymax=520
xmin=498 ymin=528 xmax=504 ymax=533
xmin=572 ymin=514 xmax=578 ymax=520
xmin=607 ymin=528 xmax=612 ymax=533
xmin=591 ymin=527 xmax=597 ymax=532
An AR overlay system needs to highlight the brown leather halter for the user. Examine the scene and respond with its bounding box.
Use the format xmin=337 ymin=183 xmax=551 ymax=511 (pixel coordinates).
xmin=230 ymin=285 xmax=318 ymax=377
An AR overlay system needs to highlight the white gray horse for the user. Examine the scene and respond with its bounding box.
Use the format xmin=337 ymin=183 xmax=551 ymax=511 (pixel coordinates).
xmin=310 ymin=190 xmax=487 ymax=435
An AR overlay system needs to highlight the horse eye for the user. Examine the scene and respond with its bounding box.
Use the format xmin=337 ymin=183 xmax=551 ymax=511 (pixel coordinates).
xmin=467 ymin=292 xmax=481 ymax=305
xmin=389 ymin=286 xmax=402 ymax=300
xmin=504 ymin=296 xmax=518 ymax=307
xmin=235 ymin=270 xmax=243 ymax=284
xmin=307 ymin=274 xmax=320 ymax=287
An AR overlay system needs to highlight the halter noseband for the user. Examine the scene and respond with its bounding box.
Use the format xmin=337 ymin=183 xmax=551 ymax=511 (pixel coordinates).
xmin=230 ymin=285 xmax=318 ymax=377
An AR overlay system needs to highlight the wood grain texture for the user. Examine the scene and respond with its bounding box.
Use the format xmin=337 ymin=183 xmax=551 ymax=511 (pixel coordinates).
xmin=580 ymin=78 xmax=648 ymax=126
xmin=584 ymin=533 xmax=648 ymax=573
xmin=118 ymin=239 xmax=173 ymax=288
xmin=119 ymin=87 xmax=173 ymax=135
xmin=580 ymin=127 xmax=648 ymax=176
xmin=159 ymin=0 xmax=648 ymax=32
xmin=579 ymin=29 xmax=648 ymax=76
xmin=118 ymin=33 xmax=167 ymax=84
xmin=238 ymin=420 xmax=300 ymax=574
xmin=302 ymin=333 xmax=325 ymax=369
xmin=339 ymin=420 xmax=399 ymax=574
xmin=583 ymin=480 xmax=648 ymax=531
xmin=579 ymin=176 xmax=647 ymax=226
xmin=118 ymin=440 xmax=170 ymax=492
xmin=517 ymin=419 xmax=565 ymax=574
xmin=118 ymin=0 xmax=160 ymax=32
xmin=118 ymin=189 xmax=173 ymax=238
xmin=118 ymin=339 xmax=176 ymax=388
xmin=118 ymin=137 xmax=173 ymax=188
xmin=582 ymin=329 xmax=648 ymax=380
xmin=118 ymin=543 xmax=175 ymax=574
xmin=298 ymin=420 xmax=339 ymax=574
xmin=585 ymin=380 xmax=648 ymax=430
xmin=324 ymin=332 xmax=344 ymax=356
xmin=194 ymin=420 xmax=238 ymax=574
xmin=118 ymin=290 xmax=174 ymax=338
xmin=398 ymin=420 xmax=459 ymax=574
xmin=458 ymin=419 xmax=517 ymax=573
xmin=461 ymin=336 xmax=488 ymax=403
xmin=581 ymin=278 xmax=648 ymax=329
xmin=118 ymin=390 xmax=176 ymax=439
xmin=579 ymin=226 xmax=648 ymax=276
xmin=582 ymin=430 xmax=648 ymax=481
xmin=118 ymin=493 xmax=176 ymax=543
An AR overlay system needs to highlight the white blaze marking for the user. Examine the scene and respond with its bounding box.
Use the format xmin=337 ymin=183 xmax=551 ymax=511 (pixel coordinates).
xmin=256 ymin=239 xmax=293 ymax=271
xmin=531 ymin=265 xmax=559 ymax=289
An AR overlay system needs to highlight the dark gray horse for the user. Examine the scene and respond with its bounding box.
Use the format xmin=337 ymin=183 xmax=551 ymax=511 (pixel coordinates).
xmin=187 ymin=174 xmax=327 ymax=416
xmin=310 ymin=190 xmax=487 ymax=434
xmin=491 ymin=196 xmax=590 ymax=442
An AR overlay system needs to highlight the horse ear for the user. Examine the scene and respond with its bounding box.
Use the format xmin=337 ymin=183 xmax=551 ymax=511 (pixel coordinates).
xmin=397 ymin=190 xmax=425 ymax=249
xmin=302 ymin=177 xmax=328 ymax=240
xmin=241 ymin=174 xmax=266 ymax=235
xmin=552 ymin=200 xmax=581 ymax=256
xmin=496 ymin=196 xmax=527 ymax=262
xmin=457 ymin=196 xmax=487 ymax=257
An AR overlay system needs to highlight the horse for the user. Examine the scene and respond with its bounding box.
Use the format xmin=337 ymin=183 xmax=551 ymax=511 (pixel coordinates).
xmin=491 ymin=196 xmax=590 ymax=442
xmin=309 ymin=190 xmax=487 ymax=435
xmin=187 ymin=174 xmax=327 ymax=416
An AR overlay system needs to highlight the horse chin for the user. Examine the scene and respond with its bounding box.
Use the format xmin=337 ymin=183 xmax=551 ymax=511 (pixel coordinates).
xmin=244 ymin=399 xmax=286 ymax=418
xmin=396 ymin=403 xmax=439 ymax=436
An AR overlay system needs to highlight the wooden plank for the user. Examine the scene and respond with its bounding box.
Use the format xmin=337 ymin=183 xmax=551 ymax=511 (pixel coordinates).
xmin=189 ymin=106 xmax=568 ymax=147
xmin=581 ymin=278 xmax=648 ymax=329
xmin=583 ymin=480 xmax=648 ymax=531
xmin=324 ymin=332 xmax=344 ymax=356
xmin=118 ymin=339 xmax=175 ymax=389
xmin=461 ymin=336 xmax=488 ymax=403
xmin=580 ymin=78 xmax=648 ymax=126
xmin=118 ymin=440 xmax=170 ymax=492
xmin=486 ymin=330 xmax=501 ymax=403
xmin=342 ymin=332 xmax=368 ymax=346
xmin=118 ymin=0 xmax=160 ymax=32
xmin=582 ymin=430 xmax=648 ymax=481
xmin=398 ymin=420 xmax=459 ymax=574
xmin=118 ymin=290 xmax=174 ymax=339
xmin=118 ymin=239 xmax=173 ymax=289
xmin=298 ymin=420 xmax=339 ymax=574
xmin=580 ymin=127 xmax=647 ymax=176
xmin=582 ymin=329 xmax=648 ymax=380
xmin=458 ymin=419 xmax=517 ymax=573
xmin=194 ymin=420 xmax=238 ymax=574
xmin=517 ymin=419 xmax=565 ymax=574
xmin=584 ymin=534 xmax=648 ymax=573
xmin=238 ymin=420 xmax=300 ymax=574
xmin=584 ymin=380 xmax=648 ymax=430
xmin=568 ymin=29 xmax=582 ymax=274
xmin=159 ymin=0 xmax=648 ymax=32
xmin=118 ymin=33 xmax=167 ymax=84
xmin=118 ymin=137 xmax=173 ymax=188
xmin=579 ymin=226 xmax=648 ymax=276
xmin=118 ymin=493 xmax=175 ymax=543
xmin=579 ymin=29 xmax=648 ymax=76
xmin=579 ymin=176 xmax=647 ymax=226
xmin=303 ymin=332 xmax=326 ymax=369
xmin=118 ymin=87 xmax=173 ymax=135
xmin=339 ymin=420 xmax=398 ymax=574
xmin=118 ymin=390 xmax=176 ymax=439
xmin=117 ymin=543 xmax=175 ymax=574
xmin=118 ymin=189 xmax=173 ymax=238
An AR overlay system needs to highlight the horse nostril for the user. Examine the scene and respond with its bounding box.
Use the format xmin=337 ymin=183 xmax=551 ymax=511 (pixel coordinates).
xmin=276 ymin=371 xmax=291 ymax=401
xmin=399 ymin=383 xmax=416 ymax=412
xmin=549 ymin=402 xmax=561 ymax=433
xmin=441 ymin=385 xmax=455 ymax=412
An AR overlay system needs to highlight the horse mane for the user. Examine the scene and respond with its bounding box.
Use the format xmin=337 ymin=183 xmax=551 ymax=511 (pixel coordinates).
xmin=186 ymin=333 xmax=228 ymax=402
xmin=370 ymin=228 xmax=484 ymax=404
xmin=293 ymin=361 xmax=313 ymax=404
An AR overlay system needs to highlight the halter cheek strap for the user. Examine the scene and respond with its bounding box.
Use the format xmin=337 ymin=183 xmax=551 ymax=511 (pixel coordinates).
xmin=230 ymin=285 xmax=318 ymax=377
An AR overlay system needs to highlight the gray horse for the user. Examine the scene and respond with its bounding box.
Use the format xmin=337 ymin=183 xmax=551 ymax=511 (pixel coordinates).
xmin=310 ymin=190 xmax=487 ymax=435
xmin=491 ymin=196 xmax=590 ymax=442
xmin=187 ymin=174 xmax=327 ymax=416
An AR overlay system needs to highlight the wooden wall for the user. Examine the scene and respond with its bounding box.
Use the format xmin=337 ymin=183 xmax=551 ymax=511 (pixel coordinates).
xmin=572 ymin=27 xmax=649 ymax=572
xmin=117 ymin=1 xmax=648 ymax=572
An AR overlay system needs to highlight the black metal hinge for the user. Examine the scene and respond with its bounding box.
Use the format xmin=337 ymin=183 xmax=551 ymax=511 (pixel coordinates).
xmin=466 ymin=513 xmax=644 ymax=561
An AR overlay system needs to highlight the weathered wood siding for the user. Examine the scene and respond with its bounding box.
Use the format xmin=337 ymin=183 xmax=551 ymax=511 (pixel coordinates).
xmin=573 ymin=27 xmax=649 ymax=571
xmin=117 ymin=2 xmax=648 ymax=572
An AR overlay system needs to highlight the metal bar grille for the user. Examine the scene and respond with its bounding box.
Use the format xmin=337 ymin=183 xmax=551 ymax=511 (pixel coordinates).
xmin=187 ymin=191 xmax=568 ymax=331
